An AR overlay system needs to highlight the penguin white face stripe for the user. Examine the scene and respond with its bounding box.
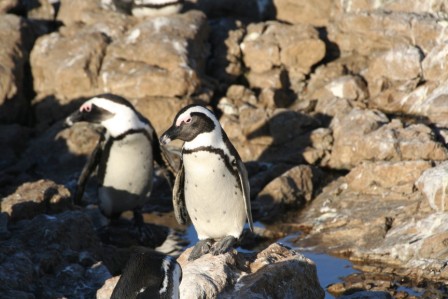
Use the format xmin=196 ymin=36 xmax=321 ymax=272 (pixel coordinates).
xmin=175 ymin=106 xmax=220 ymax=128
xmin=87 ymin=97 xmax=151 ymax=137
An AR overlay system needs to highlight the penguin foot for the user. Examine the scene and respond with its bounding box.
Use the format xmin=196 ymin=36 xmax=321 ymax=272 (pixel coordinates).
xmin=188 ymin=239 xmax=212 ymax=261
xmin=211 ymin=236 xmax=237 ymax=256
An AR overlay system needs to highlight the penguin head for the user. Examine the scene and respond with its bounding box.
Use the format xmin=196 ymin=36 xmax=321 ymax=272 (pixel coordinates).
xmin=160 ymin=104 xmax=222 ymax=146
xmin=65 ymin=94 xmax=150 ymax=137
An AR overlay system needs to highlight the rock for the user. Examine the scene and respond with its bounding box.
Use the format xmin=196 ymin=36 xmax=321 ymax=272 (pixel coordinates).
xmin=328 ymin=109 xmax=448 ymax=169
xmin=0 ymin=0 xmax=19 ymax=14
xmin=254 ymin=165 xmax=322 ymax=222
xmin=0 ymin=211 xmax=110 ymax=298
xmin=399 ymin=83 xmax=448 ymax=127
xmin=25 ymin=0 xmax=56 ymax=20
xmin=0 ymin=14 xmax=34 ymax=124
xmin=0 ymin=213 xmax=11 ymax=239
xmin=346 ymin=161 xmax=432 ymax=195
xmin=241 ymin=22 xmax=325 ymax=76
xmin=416 ymin=161 xmax=448 ymax=212
xmin=339 ymin=291 xmax=392 ymax=299
xmin=0 ymin=124 xmax=32 ymax=169
xmin=329 ymin=11 xmax=448 ymax=56
xmin=96 ymin=275 xmax=120 ymax=299
xmin=1 ymin=179 xmax=72 ymax=222
xmin=422 ymin=41 xmax=448 ymax=83
xmin=99 ymin=10 xmax=209 ymax=98
xmin=325 ymin=75 xmax=368 ymax=101
xmin=335 ymin=0 xmax=448 ymax=15
xmin=177 ymin=243 xmax=325 ymax=299
xmin=134 ymin=96 xmax=192 ymax=136
xmin=207 ymin=18 xmax=245 ymax=84
xmin=302 ymin=128 xmax=333 ymax=165
xmin=364 ymin=45 xmax=422 ymax=99
xmin=30 ymin=30 xmax=109 ymax=101
xmin=272 ymin=0 xmax=333 ymax=26
xmin=57 ymin=0 xmax=103 ymax=26
xmin=191 ymin=0 xmax=261 ymax=21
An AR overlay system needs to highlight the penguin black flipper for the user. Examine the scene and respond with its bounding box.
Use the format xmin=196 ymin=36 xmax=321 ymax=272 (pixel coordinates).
xmin=151 ymin=129 xmax=176 ymax=186
xmin=73 ymin=133 xmax=105 ymax=205
xmin=236 ymin=159 xmax=254 ymax=232
xmin=172 ymin=161 xmax=190 ymax=225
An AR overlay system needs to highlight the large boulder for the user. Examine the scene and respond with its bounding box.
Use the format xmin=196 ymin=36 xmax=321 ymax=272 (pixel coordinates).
xmin=0 ymin=15 xmax=35 ymax=124
xmin=99 ymin=10 xmax=209 ymax=99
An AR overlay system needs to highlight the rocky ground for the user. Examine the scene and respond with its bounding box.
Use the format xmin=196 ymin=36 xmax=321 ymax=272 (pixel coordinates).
xmin=2 ymin=0 xmax=448 ymax=298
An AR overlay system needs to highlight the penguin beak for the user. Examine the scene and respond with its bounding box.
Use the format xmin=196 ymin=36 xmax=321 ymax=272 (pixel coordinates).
xmin=160 ymin=126 xmax=180 ymax=145
xmin=65 ymin=110 xmax=84 ymax=127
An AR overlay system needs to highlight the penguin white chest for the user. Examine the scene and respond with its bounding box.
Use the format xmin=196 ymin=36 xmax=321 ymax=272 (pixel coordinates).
xmin=99 ymin=133 xmax=153 ymax=216
xmin=183 ymin=151 xmax=246 ymax=240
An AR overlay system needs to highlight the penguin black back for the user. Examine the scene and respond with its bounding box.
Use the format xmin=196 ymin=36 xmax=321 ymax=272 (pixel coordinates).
xmin=111 ymin=247 xmax=181 ymax=299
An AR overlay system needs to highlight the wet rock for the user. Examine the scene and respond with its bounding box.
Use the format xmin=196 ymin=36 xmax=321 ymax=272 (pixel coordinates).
xmin=328 ymin=109 xmax=448 ymax=169
xmin=99 ymin=10 xmax=209 ymax=98
xmin=30 ymin=30 xmax=109 ymax=101
xmin=177 ymin=243 xmax=324 ymax=299
xmin=272 ymin=0 xmax=332 ymax=26
xmin=1 ymin=179 xmax=72 ymax=222
xmin=0 ymin=14 xmax=34 ymax=124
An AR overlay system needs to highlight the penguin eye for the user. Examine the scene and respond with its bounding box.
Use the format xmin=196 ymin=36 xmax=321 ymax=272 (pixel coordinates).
xmin=185 ymin=118 xmax=192 ymax=124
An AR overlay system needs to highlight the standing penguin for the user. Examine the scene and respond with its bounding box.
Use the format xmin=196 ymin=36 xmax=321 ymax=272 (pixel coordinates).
xmin=160 ymin=104 xmax=254 ymax=261
xmin=65 ymin=94 xmax=173 ymax=239
xmin=111 ymin=247 xmax=181 ymax=299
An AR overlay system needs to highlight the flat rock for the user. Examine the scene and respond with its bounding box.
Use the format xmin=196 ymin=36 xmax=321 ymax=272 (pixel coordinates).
xmin=1 ymin=179 xmax=72 ymax=222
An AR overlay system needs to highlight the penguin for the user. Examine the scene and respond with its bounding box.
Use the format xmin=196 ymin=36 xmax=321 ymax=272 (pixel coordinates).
xmin=111 ymin=247 xmax=182 ymax=299
xmin=65 ymin=93 xmax=174 ymax=239
xmin=108 ymin=0 xmax=184 ymax=17
xmin=159 ymin=104 xmax=254 ymax=261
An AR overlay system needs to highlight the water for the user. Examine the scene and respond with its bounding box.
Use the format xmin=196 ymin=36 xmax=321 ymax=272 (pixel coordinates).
xmin=278 ymin=233 xmax=358 ymax=299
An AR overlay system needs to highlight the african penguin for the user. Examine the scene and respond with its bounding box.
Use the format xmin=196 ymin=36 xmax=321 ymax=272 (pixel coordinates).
xmin=160 ymin=104 xmax=254 ymax=261
xmin=111 ymin=247 xmax=181 ymax=299
xmin=107 ymin=0 xmax=184 ymax=17
xmin=65 ymin=94 xmax=174 ymax=238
